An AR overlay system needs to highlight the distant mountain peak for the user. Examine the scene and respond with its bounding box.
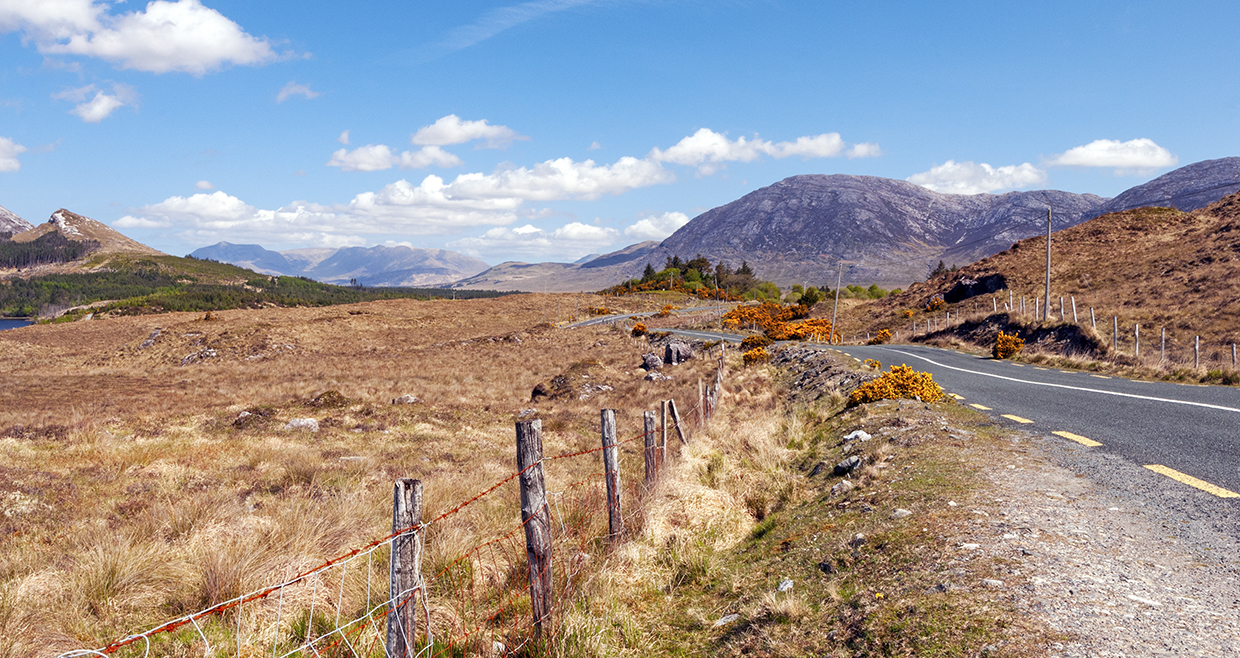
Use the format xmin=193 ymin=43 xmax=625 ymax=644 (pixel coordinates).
xmin=12 ymin=209 xmax=165 ymax=256
xmin=0 ymin=204 xmax=33 ymax=235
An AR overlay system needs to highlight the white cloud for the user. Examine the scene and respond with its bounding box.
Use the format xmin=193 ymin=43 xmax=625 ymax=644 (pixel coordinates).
xmin=337 ymin=129 xmax=350 ymax=145
xmin=847 ymin=142 xmax=883 ymax=159
xmin=53 ymin=83 xmax=137 ymax=123
xmin=419 ymin=0 xmax=604 ymax=62
xmin=447 ymin=222 xmax=620 ymax=261
xmin=276 ymin=82 xmax=321 ymax=103
xmin=0 ymin=137 xmax=27 ymax=172
xmin=113 ymin=215 xmax=169 ymax=228
xmin=411 ymin=114 xmax=527 ymax=148
xmin=1047 ymin=138 xmax=1177 ymax=172
xmin=326 ymin=145 xmax=464 ymax=172
xmin=2 ymin=0 xmax=278 ymax=74
xmin=648 ymin=128 xmax=868 ymax=175
xmin=588 ymin=140 xmax=601 ymax=151
xmin=195 ymin=180 xmax=214 ymax=190
xmin=907 ymin=160 xmax=1047 ymax=195
xmin=623 ymin=211 xmax=690 ymax=241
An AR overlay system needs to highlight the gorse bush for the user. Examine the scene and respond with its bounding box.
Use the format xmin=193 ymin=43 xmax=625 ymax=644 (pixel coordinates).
xmin=740 ymin=335 xmax=773 ymax=351
xmin=867 ymin=329 xmax=891 ymax=345
xmin=925 ymin=295 xmax=946 ymax=312
xmin=631 ymin=322 xmax=647 ymax=337
xmin=742 ymin=347 xmax=770 ymax=366
xmin=993 ymin=331 xmax=1024 ymax=359
xmin=848 ymin=364 xmax=944 ymax=406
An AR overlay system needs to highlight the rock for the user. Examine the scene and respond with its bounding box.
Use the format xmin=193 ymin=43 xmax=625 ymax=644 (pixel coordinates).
xmin=713 ymin=613 xmax=740 ymax=628
xmin=843 ymin=429 xmax=871 ymax=443
xmin=982 ymin=579 xmax=1004 ymax=588
xmin=816 ymin=561 xmax=836 ymax=575
xmin=926 ymin=583 xmax=958 ymax=594
xmin=777 ymin=579 xmax=794 ymax=592
xmin=891 ymin=508 xmax=912 ymax=519
xmin=809 ymin=461 xmax=827 ymax=477
xmin=179 ymin=348 xmax=218 ymax=366
xmin=139 ymin=328 xmax=161 ymax=349
xmin=644 ymin=371 xmax=671 ymax=381
xmin=960 ymin=543 xmax=980 ymax=551
xmin=641 ymin=352 xmax=663 ymax=371
xmin=834 ymin=455 xmax=863 ymax=476
xmin=530 ymin=382 xmax=551 ymax=401
xmin=392 ymin=394 xmax=421 ymax=405
xmin=664 ymin=342 xmax=693 ymax=365
xmin=850 ymin=533 xmax=866 ymax=547
xmin=830 ymin=480 xmax=854 ymax=497
xmin=285 ymin=418 xmax=319 ymax=432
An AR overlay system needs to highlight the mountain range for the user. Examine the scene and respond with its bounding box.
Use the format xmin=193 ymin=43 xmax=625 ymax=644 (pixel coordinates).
xmin=0 ymin=204 xmax=33 ymax=235
xmin=189 ymin=242 xmax=490 ymax=287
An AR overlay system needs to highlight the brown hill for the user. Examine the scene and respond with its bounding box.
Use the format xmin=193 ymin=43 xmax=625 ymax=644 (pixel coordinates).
xmin=12 ymin=209 xmax=164 ymax=256
xmin=844 ymin=192 xmax=1240 ymax=364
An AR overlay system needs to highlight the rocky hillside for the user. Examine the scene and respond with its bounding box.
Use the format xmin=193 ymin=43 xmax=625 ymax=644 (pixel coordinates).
xmin=192 ymin=242 xmax=489 ymax=287
xmin=13 ymin=209 xmax=165 ymax=256
xmin=0 ymin=204 xmax=32 ymax=235
xmin=1093 ymin=157 xmax=1240 ymax=216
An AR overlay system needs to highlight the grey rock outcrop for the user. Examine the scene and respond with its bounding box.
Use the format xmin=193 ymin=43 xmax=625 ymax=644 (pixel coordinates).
xmin=664 ymin=342 xmax=693 ymax=365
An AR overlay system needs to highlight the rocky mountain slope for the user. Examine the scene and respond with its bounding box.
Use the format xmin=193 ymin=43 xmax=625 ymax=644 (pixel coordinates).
xmin=0 ymin=204 xmax=32 ymax=235
xmin=453 ymin=157 xmax=1240 ymax=292
xmin=192 ymin=242 xmax=489 ymax=287
xmin=12 ymin=209 xmax=164 ymax=256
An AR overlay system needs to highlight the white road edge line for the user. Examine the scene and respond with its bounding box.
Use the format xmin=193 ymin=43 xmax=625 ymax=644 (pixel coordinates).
xmin=877 ymin=348 xmax=1240 ymax=414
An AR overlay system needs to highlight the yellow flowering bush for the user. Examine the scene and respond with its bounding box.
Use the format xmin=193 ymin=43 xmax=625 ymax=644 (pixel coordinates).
xmin=741 ymin=335 xmax=773 ymax=351
xmin=867 ymin=329 xmax=892 ymax=345
xmin=743 ymin=347 xmax=770 ymax=366
xmin=631 ymin=322 xmax=647 ymax=337
xmin=993 ymin=330 xmax=1024 ymax=359
xmin=925 ymin=296 xmax=946 ymax=312
xmin=848 ymin=364 xmax=944 ymax=406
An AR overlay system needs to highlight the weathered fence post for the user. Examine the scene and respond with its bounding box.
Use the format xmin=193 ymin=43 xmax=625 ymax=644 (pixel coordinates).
xmin=387 ymin=479 xmax=424 ymax=658
xmin=600 ymin=410 xmax=623 ymax=542
xmin=668 ymin=399 xmax=689 ymax=445
xmin=1161 ymin=327 xmax=1166 ymax=363
xmin=1135 ymin=323 xmax=1140 ymax=359
xmin=1059 ymin=296 xmax=1065 ymax=322
xmin=660 ymin=400 xmax=668 ymax=466
xmin=1195 ymin=336 xmax=1201 ymax=370
xmin=1071 ymin=296 xmax=1077 ymax=324
xmin=1035 ymin=297 xmax=1040 ymax=321
xmin=993 ymin=297 xmax=998 ymax=313
xmin=643 ymin=411 xmax=658 ymax=489
xmin=1113 ymin=316 xmax=1118 ymax=354
xmin=1009 ymin=290 xmax=1013 ymax=312
xmin=697 ymin=379 xmax=704 ymax=426
xmin=516 ymin=420 xmax=552 ymax=636
xmin=1233 ymin=343 xmax=1237 ymax=368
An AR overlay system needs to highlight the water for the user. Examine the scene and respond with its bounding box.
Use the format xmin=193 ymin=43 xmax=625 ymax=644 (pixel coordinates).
xmin=0 ymin=319 xmax=32 ymax=331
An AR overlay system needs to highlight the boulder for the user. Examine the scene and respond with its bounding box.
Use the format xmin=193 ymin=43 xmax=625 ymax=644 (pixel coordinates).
xmin=641 ymin=352 xmax=663 ymax=371
xmin=285 ymin=418 xmax=319 ymax=432
xmin=830 ymin=480 xmax=854 ymax=497
xmin=664 ymin=342 xmax=693 ymax=365
xmin=834 ymin=455 xmax=863 ymax=476
xmin=944 ymin=273 xmax=1007 ymax=303
xmin=644 ymin=371 xmax=671 ymax=381
xmin=843 ymin=429 xmax=871 ymax=443
xmin=392 ymin=394 xmax=421 ymax=405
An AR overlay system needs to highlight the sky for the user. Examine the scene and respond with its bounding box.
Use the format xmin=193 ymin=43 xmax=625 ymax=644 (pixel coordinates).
xmin=1 ymin=0 xmax=1238 ymax=265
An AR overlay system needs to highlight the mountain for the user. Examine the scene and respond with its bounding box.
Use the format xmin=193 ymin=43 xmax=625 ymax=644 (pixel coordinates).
xmin=0 ymin=204 xmax=33 ymax=235
xmin=13 ymin=209 xmax=165 ymax=256
xmin=449 ymin=241 xmax=661 ymax=291
xmin=1092 ymin=157 xmax=1240 ymax=216
xmin=190 ymin=242 xmax=489 ymax=287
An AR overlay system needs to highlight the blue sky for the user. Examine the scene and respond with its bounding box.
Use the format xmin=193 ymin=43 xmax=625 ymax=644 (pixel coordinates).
xmin=1 ymin=0 xmax=1237 ymax=264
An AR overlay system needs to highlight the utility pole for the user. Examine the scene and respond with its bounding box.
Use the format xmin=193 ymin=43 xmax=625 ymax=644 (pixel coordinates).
xmin=830 ymin=261 xmax=843 ymax=344
xmin=1044 ymin=207 xmax=1052 ymax=322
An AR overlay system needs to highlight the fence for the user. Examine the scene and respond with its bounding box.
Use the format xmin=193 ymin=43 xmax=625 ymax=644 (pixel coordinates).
xmin=890 ymin=291 xmax=1239 ymax=374
xmin=56 ymin=352 xmax=727 ymax=658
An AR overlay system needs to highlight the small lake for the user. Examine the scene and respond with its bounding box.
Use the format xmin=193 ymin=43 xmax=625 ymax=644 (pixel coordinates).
xmin=0 ymin=319 xmax=33 ymax=331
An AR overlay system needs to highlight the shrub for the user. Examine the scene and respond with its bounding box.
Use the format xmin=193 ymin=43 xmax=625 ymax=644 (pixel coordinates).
xmin=993 ymin=330 xmax=1024 ymax=359
xmin=631 ymin=322 xmax=647 ymax=337
xmin=741 ymin=335 xmax=774 ymax=351
xmin=863 ymin=359 xmax=881 ymax=370
xmin=867 ymin=329 xmax=892 ymax=345
xmin=848 ymin=364 xmax=944 ymax=406
xmin=902 ymin=310 xmax=914 ymax=318
xmin=925 ymin=296 xmax=945 ymax=312
xmin=653 ymin=304 xmax=675 ymax=318
xmin=743 ymin=347 xmax=770 ymax=366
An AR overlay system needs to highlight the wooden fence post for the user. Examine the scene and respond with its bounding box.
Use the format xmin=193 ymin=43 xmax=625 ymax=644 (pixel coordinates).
xmin=1059 ymin=296 xmax=1065 ymax=322
xmin=516 ymin=420 xmax=552 ymax=636
xmin=1232 ymin=343 xmax=1236 ymax=367
xmin=668 ymin=399 xmax=689 ymax=445
xmin=600 ymin=410 xmax=623 ymax=542
xmin=387 ymin=479 xmax=424 ymax=658
xmin=643 ymin=411 xmax=658 ymax=489
xmin=1008 ymin=290 xmax=1013 ymax=312
xmin=1161 ymin=327 xmax=1166 ymax=363
xmin=1035 ymin=297 xmax=1039 ymax=321
xmin=993 ymin=297 xmax=998 ymax=313
xmin=1071 ymin=296 xmax=1077 ymax=324
xmin=1135 ymin=323 xmax=1140 ymax=359
xmin=1113 ymin=316 xmax=1118 ymax=354
xmin=660 ymin=400 xmax=668 ymax=466
xmin=697 ymin=379 xmax=704 ymax=426
xmin=1195 ymin=336 xmax=1200 ymax=370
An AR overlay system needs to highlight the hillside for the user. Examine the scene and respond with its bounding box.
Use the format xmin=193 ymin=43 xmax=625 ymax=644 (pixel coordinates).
xmin=12 ymin=209 xmax=164 ymax=256
xmin=0 ymin=204 xmax=32 ymax=235
xmin=844 ymin=191 xmax=1240 ymax=358
xmin=191 ymin=242 xmax=489 ymax=287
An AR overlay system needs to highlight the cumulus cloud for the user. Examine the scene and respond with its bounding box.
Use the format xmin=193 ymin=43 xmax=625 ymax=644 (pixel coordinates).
xmin=120 ymin=152 xmax=674 ymax=247
xmin=447 ymin=222 xmax=620 ymax=261
xmin=0 ymin=0 xmax=279 ymax=74
xmin=411 ymin=114 xmax=527 ymax=148
xmin=1047 ymin=138 xmax=1177 ymax=173
xmin=588 ymin=140 xmax=601 ymax=151
xmin=648 ymin=128 xmax=870 ymax=175
xmin=0 ymin=137 xmax=27 ymax=172
xmin=53 ymin=83 xmax=138 ymax=123
xmin=907 ymin=160 xmax=1047 ymax=195
xmin=326 ymin=145 xmax=464 ymax=172
xmin=623 ymin=211 xmax=690 ymax=241
xmin=276 ymin=82 xmax=321 ymax=103
xmin=337 ymin=129 xmax=350 ymax=145
xmin=847 ymin=142 xmax=883 ymax=159
xmin=195 ymin=180 xmax=214 ymax=190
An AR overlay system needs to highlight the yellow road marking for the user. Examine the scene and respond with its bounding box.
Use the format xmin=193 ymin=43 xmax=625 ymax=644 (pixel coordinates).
xmin=969 ymin=403 xmax=992 ymax=410
xmin=1052 ymin=431 xmax=1102 ymax=447
xmin=1091 ymin=374 xmax=1110 ymax=379
xmin=1001 ymin=414 xmax=1034 ymax=424
xmin=1034 ymin=367 xmax=1048 ymax=370
xmin=1011 ymin=363 xmax=1025 ymax=367
xmin=950 ymin=393 xmax=965 ymax=400
xmin=1144 ymin=465 xmax=1240 ymax=498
